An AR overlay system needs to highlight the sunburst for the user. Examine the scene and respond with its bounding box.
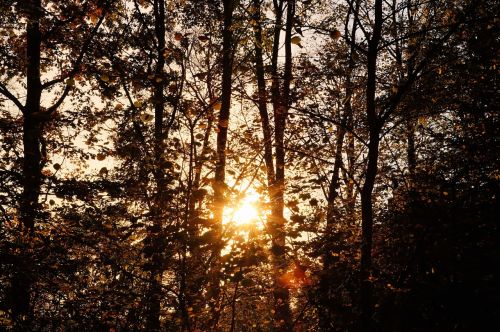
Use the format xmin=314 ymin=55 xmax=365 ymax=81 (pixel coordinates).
xmin=223 ymin=191 xmax=260 ymax=226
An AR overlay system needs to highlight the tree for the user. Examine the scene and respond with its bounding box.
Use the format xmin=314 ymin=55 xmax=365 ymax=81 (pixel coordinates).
xmin=0 ymin=0 xmax=497 ymax=330
xmin=0 ymin=0 xmax=112 ymax=327
xmin=254 ymin=0 xmax=296 ymax=328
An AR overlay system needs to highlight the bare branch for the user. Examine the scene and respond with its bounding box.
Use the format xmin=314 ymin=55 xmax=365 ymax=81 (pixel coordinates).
xmin=0 ymin=82 xmax=25 ymax=112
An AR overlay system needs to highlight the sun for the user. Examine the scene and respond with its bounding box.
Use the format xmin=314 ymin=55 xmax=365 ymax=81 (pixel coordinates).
xmin=223 ymin=192 xmax=261 ymax=226
xmin=232 ymin=202 xmax=258 ymax=225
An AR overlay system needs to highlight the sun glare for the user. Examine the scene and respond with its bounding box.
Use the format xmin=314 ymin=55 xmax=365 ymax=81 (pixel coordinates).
xmin=224 ymin=192 xmax=261 ymax=226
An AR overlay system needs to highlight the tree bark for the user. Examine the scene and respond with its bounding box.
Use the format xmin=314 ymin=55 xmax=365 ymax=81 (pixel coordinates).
xmin=209 ymin=0 xmax=234 ymax=329
xmin=360 ymin=0 xmax=383 ymax=330
xmin=21 ymin=0 xmax=43 ymax=231
xmin=253 ymin=1 xmax=293 ymax=328
xmin=268 ymin=0 xmax=295 ymax=330
xmin=319 ymin=2 xmax=359 ymax=328
xmin=213 ymin=0 xmax=234 ymax=249
xmin=4 ymin=0 xmax=108 ymax=327
xmin=12 ymin=1 xmax=43 ymax=326
xmin=318 ymin=118 xmax=347 ymax=330
xmin=144 ymin=0 xmax=167 ymax=329
xmin=253 ymin=0 xmax=275 ymax=186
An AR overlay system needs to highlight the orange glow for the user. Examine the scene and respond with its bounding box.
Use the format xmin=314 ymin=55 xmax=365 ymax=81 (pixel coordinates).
xmin=223 ymin=191 xmax=261 ymax=227
xmin=279 ymin=263 xmax=311 ymax=289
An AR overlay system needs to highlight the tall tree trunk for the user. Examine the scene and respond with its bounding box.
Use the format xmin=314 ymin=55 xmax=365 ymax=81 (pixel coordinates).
xmin=12 ymin=0 xmax=43 ymax=326
xmin=6 ymin=1 xmax=108 ymax=326
xmin=318 ymin=118 xmax=347 ymax=329
xmin=319 ymin=2 xmax=359 ymax=326
xmin=345 ymin=0 xmax=361 ymax=225
xmin=268 ymin=0 xmax=295 ymax=330
xmin=213 ymin=0 xmax=234 ymax=254
xmin=209 ymin=0 xmax=234 ymax=328
xmin=253 ymin=1 xmax=293 ymax=328
xmin=21 ymin=0 xmax=43 ymax=231
xmin=360 ymin=0 xmax=383 ymax=330
xmin=253 ymin=0 xmax=275 ymax=186
xmin=270 ymin=0 xmax=283 ymax=113
xmin=359 ymin=130 xmax=380 ymax=331
xmin=404 ymin=0 xmax=417 ymax=207
xmin=145 ymin=1 xmax=167 ymax=329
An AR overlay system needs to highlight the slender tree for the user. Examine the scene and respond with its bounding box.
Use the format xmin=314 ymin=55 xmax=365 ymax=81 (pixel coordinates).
xmin=0 ymin=1 xmax=111 ymax=326
xmin=209 ymin=0 xmax=235 ymax=329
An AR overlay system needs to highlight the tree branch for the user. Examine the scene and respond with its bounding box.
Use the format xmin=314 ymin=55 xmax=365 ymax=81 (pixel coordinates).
xmin=0 ymin=82 xmax=25 ymax=112
xmin=45 ymin=0 xmax=113 ymax=114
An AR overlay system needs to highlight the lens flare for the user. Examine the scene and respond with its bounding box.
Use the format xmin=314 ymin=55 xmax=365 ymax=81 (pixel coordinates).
xmin=224 ymin=192 xmax=260 ymax=226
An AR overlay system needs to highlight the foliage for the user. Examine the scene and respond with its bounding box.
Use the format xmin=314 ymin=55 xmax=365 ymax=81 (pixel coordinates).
xmin=0 ymin=0 xmax=498 ymax=331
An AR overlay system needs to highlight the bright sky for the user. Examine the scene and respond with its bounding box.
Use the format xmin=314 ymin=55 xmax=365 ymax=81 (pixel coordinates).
xmin=223 ymin=190 xmax=261 ymax=227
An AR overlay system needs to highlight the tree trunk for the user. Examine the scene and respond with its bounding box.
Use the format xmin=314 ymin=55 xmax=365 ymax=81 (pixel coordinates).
xmin=268 ymin=1 xmax=295 ymax=330
xmin=209 ymin=0 xmax=234 ymax=328
xmin=21 ymin=0 xmax=43 ymax=231
xmin=319 ymin=2 xmax=359 ymax=327
xmin=252 ymin=0 xmax=275 ymax=186
xmin=318 ymin=121 xmax=346 ymax=330
xmin=360 ymin=130 xmax=380 ymax=331
xmin=253 ymin=1 xmax=292 ymax=328
xmin=360 ymin=0 xmax=382 ymax=330
xmin=213 ymin=0 xmax=234 ymax=251
xmin=13 ymin=0 xmax=43 ymax=326
xmin=145 ymin=1 xmax=167 ymax=329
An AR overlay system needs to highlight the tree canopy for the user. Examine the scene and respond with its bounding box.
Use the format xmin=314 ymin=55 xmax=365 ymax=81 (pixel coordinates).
xmin=0 ymin=0 xmax=498 ymax=331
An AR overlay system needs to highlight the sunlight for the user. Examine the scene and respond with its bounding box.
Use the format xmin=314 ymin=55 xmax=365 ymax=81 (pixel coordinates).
xmin=223 ymin=191 xmax=261 ymax=226
xmin=232 ymin=202 xmax=258 ymax=225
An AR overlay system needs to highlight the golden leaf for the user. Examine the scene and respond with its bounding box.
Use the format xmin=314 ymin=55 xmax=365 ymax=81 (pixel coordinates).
xmin=331 ymin=29 xmax=341 ymax=39
xmin=291 ymin=36 xmax=301 ymax=45
xmin=140 ymin=113 xmax=154 ymax=122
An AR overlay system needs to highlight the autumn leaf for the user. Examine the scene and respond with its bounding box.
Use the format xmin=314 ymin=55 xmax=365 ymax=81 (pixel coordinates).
xmin=174 ymin=32 xmax=183 ymax=41
xmin=291 ymin=36 xmax=303 ymax=48
xmin=140 ymin=113 xmax=154 ymax=122
xmin=330 ymin=29 xmax=341 ymax=39
xmin=198 ymin=35 xmax=209 ymax=42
